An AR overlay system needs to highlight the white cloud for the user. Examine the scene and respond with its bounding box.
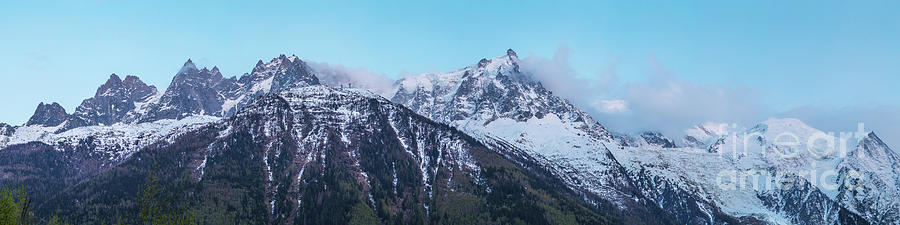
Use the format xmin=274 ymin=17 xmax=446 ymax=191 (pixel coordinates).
xmin=307 ymin=48 xmax=896 ymax=150
xmin=518 ymin=46 xmax=620 ymax=113
xmin=519 ymin=47 xmax=594 ymax=100
xmin=307 ymin=62 xmax=396 ymax=97
xmin=594 ymin=71 xmax=769 ymax=137
xmin=593 ymin=99 xmax=628 ymax=113
xmin=520 ymin=50 xmax=769 ymax=138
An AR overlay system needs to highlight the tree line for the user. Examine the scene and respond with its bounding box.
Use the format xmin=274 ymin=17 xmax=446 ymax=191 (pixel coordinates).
xmin=1 ymin=169 xmax=197 ymax=225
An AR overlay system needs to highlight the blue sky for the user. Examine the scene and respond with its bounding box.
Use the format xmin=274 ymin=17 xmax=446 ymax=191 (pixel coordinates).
xmin=1 ymin=1 xmax=899 ymax=142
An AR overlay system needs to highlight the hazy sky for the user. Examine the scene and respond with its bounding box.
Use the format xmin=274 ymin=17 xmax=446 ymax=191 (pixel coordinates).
xmin=1 ymin=1 xmax=898 ymax=143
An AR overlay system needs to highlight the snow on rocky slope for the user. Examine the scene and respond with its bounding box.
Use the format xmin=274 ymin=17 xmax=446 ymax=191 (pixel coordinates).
xmin=392 ymin=50 xmax=623 ymax=196
xmin=391 ymin=49 xmax=752 ymax=224
xmin=616 ymin=118 xmax=892 ymax=224
xmin=389 ymin=50 xmax=886 ymax=224
xmin=0 ymin=115 xmax=219 ymax=161
xmin=39 ymin=85 xmax=616 ymax=224
xmin=139 ymin=54 xmax=319 ymax=122
xmin=1 ymin=54 xmax=320 ymax=156
xmin=2 ymin=50 xmax=896 ymax=224
xmin=836 ymin=132 xmax=900 ymax=223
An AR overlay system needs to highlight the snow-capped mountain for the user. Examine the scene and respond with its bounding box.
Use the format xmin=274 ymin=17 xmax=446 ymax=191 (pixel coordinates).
xmin=1 ymin=50 xmax=896 ymax=224
xmin=616 ymin=118 xmax=894 ymax=224
xmin=391 ymin=50 xmax=623 ymax=193
xmin=139 ymin=59 xmax=227 ymax=122
xmin=612 ymin=121 xmax=865 ymax=224
xmin=391 ymin=49 xmax=749 ymax=224
xmin=388 ymin=50 xmax=893 ymax=224
xmin=32 ymin=86 xmax=616 ymax=224
xmin=66 ymin=74 xmax=158 ymax=128
xmin=836 ymin=132 xmax=900 ymax=223
xmin=682 ymin=122 xmax=730 ymax=149
xmin=0 ymin=54 xmax=320 ymax=153
xmin=218 ymin=54 xmax=320 ymax=116
xmin=613 ymin=131 xmax=678 ymax=149
xmin=140 ymin=54 xmax=319 ymax=122
xmin=0 ymin=53 xmax=623 ymax=224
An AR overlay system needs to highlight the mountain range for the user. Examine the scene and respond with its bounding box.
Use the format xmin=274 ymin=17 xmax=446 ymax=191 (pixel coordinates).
xmin=1 ymin=50 xmax=897 ymax=224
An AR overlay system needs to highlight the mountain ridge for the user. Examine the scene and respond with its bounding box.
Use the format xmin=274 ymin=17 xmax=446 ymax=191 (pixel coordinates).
xmin=0 ymin=50 xmax=896 ymax=224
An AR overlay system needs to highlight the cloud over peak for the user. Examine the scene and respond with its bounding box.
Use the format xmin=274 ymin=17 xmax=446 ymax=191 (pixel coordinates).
xmin=307 ymin=62 xmax=395 ymax=97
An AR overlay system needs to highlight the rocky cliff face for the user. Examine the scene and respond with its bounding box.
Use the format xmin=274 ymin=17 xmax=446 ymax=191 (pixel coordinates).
xmin=140 ymin=60 xmax=227 ymax=121
xmin=66 ymin=74 xmax=157 ymax=128
xmin=26 ymin=102 xmax=69 ymax=127
xmin=139 ymin=55 xmax=320 ymax=122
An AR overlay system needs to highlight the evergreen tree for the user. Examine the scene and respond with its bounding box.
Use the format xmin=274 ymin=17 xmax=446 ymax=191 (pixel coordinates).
xmin=138 ymin=169 xmax=197 ymax=225
xmin=0 ymin=185 xmax=32 ymax=225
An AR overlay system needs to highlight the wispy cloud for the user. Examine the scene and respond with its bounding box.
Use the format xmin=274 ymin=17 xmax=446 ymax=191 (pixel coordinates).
xmin=517 ymin=47 xmax=898 ymax=147
xmin=607 ymin=70 xmax=768 ymax=136
xmin=520 ymin=47 xmax=769 ymax=138
xmin=307 ymin=46 xmax=897 ymax=147
xmin=307 ymin=62 xmax=396 ymax=97
xmin=518 ymin=46 xmax=620 ymax=114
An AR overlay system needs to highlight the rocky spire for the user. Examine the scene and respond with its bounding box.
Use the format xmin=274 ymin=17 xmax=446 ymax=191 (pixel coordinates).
xmin=253 ymin=60 xmax=266 ymax=72
xmin=506 ymin=48 xmax=518 ymax=58
xmin=95 ymin=74 xmax=124 ymax=97
xmin=53 ymin=74 xmax=160 ymax=129
xmin=179 ymin=58 xmax=198 ymax=74
xmin=140 ymin=59 xmax=230 ymax=121
xmin=0 ymin=123 xmax=12 ymax=136
xmin=247 ymin=54 xmax=320 ymax=90
xmin=26 ymin=102 xmax=69 ymax=127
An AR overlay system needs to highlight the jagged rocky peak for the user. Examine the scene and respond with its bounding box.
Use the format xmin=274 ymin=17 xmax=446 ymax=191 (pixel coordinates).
xmin=216 ymin=54 xmax=321 ymax=116
xmin=389 ymin=50 xmax=649 ymax=219
xmin=506 ymin=48 xmax=517 ymax=57
xmin=96 ymin=73 xmax=124 ymax=97
xmin=392 ymin=49 xmax=610 ymax=140
xmin=253 ymin=59 xmax=265 ymax=71
xmin=477 ymin=58 xmax=491 ymax=68
xmin=848 ymin=132 xmax=898 ymax=165
xmin=139 ymin=59 xmax=229 ymax=121
xmin=26 ymin=102 xmax=69 ymax=127
xmin=101 ymin=73 xmax=123 ymax=89
xmin=139 ymin=54 xmax=323 ymax=121
xmin=251 ymin=54 xmax=302 ymax=73
xmin=179 ymin=58 xmax=198 ymax=73
xmin=613 ymin=131 xmax=678 ymax=148
xmin=123 ymin=76 xmax=157 ymax=98
xmin=171 ymin=58 xmax=224 ymax=86
xmin=244 ymin=54 xmax=319 ymax=91
xmin=93 ymin=74 xmax=156 ymax=100
xmin=472 ymin=48 xmax=519 ymax=73
xmin=66 ymin=74 xmax=159 ymax=127
xmin=682 ymin=123 xmax=728 ymax=148
xmin=834 ymin=131 xmax=900 ymax=223
xmin=640 ymin=131 xmax=677 ymax=148
xmin=0 ymin=123 xmax=13 ymax=136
